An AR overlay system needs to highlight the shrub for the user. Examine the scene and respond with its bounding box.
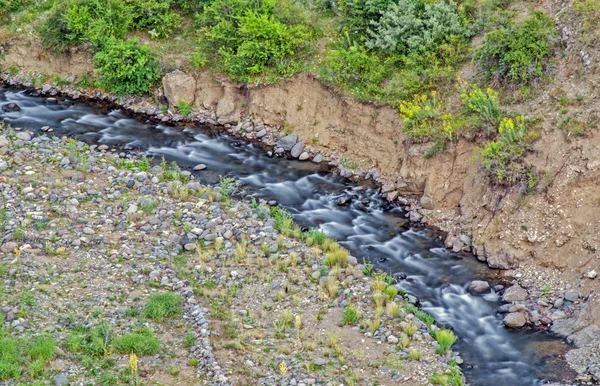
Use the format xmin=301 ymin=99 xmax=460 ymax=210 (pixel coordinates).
xmin=39 ymin=0 xmax=133 ymax=51
xmin=475 ymin=12 xmax=558 ymax=82
xmin=143 ymin=292 xmax=183 ymax=320
xmin=433 ymin=329 xmax=457 ymax=354
xmin=367 ymin=0 xmax=467 ymax=55
xmin=93 ymin=38 xmax=161 ymax=95
xmin=114 ymin=328 xmax=161 ymax=356
xmin=399 ymin=92 xmax=441 ymax=139
xmin=460 ymin=83 xmax=500 ymax=126
xmin=199 ymin=0 xmax=315 ymax=80
xmin=477 ymin=116 xmax=530 ymax=185
xmin=126 ymin=0 xmax=181 ymax=39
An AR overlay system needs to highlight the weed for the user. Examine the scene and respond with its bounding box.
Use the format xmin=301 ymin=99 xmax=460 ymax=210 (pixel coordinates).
xmin=343 ymin=303 xmax=360 ymax=325
xmin=433 ymin=329 xmax=457 ymax=354
xmin=143 ymin=292 xmax=183 ymax=321
xmin=114 ymin=328 xmax=160 ymax=356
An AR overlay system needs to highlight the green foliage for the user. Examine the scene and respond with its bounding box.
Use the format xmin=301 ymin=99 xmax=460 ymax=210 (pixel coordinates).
xmin=573 ymin=0 xmax=600 ymax=46
xmin=93 ymin=38 xmax=161 ymax=95
xmin=198 ymin=0 xmax=316 ymax=80
xmin=460 ymin=83 xmax=500 ymax=126
xmin=342 ymin=303 xmax=360 ymax=325
xmin=143 ymin=292 xmax=183 ymax=320
xmin=336 ymin=0 xmax=394 ymax=40
xmin=39 ymin=0 xmax=133 ymax=51
xmin=113 ymin=328 xmax=161 ymax=356
xmin=475 ymin=12 xmax=558 ymax=82
xmin=126 ymin=0 xmax=182 ymax=39
xmin=433 ymin=329 xmax=457 ymax=354
xmin=367 ymin=0 xmax=467 ymax=55
xmin=0 ymin=337 xmax=22 ymax=380
xmin=177 ymin=100 xmax=193 ymax=116
xmin=477 ymin=116 xmax=529 ymax=185
xmin=28 ymin=336 xmax=56 ymax=362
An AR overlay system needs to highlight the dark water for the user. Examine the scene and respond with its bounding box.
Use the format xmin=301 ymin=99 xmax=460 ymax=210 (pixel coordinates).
xmin=0 ymin=88 xmax=574 ymax=386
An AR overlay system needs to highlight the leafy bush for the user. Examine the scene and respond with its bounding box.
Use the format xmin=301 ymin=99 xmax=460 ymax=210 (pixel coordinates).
xmin=126 ymin=0 xmax=181 ymax=39
xmin=39 ymin=0 xmax=133 ymax=51
xmin=143 ymin=292 xmax=183 ymax=320
xmin=475 ymin=12 xmax=558 ymax=82
xmin=367 ymin=0 xmax=467 ymax=55
xmin=93 ymin=38 xmax=161 ymax=95
xmin=477 ymin=116 xmax=530 ymax=185
xmin=114 ymin=328 xmax=161 ymax=356
xmin=198 ymin=0 xmax=315 ymax=80
xmin=460 ymin=83 xmax=500 ymax=126
xmin=336 ymin=0 xmax=394 ymax=40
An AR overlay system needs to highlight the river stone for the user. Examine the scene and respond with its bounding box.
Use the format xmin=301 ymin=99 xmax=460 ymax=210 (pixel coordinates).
xmin=290 ymin=142 xmax=305 ymax=158
xmin=53 ymin=373 xmax=69 ymax=386
xmin=468 ymin=280 xmax=491 ymax=294
xmin=347 ymin=255 xmax=358 ymax=266
xmin=298 ymin=152 xmax=310 ymax=161
xmin=554 ymin=298 xmax=564 ymax=308
xmin=565 ymin=291 xmax=579 ymax=302
xmin=503 ymin=312 xmax=527 ymax=328
xmin=409 ymin=210 xmax=422 ymax=222
xmin=277 ymin=134 xmax=297 ymax=152
xmin=502 ymin=284 xmax=528 ymax=302
xmin=256 ymin=129 xmax=267 ymax=138
xmin=16 ymin=132 xmax=31 ymax=141
xmin=313 ymin=358 xmax=327 ymax=366
xmin=2 ymin=103 xmax=20 ymax=112
xmin=193 ymin=164 xmax=207 ymax=171
xmin=312 ymin=154 xmax=323 ymax=163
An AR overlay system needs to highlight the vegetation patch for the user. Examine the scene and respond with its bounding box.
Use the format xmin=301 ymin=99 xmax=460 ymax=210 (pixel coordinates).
xmin=113 ymin=328 xmax=161 ymax=356
xmin=143 ymin=292 xmax=183 ymax=321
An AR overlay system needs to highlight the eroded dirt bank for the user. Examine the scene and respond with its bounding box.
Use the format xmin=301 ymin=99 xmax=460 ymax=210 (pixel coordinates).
xmin=2 ymin=24 xmax=600 ymax=381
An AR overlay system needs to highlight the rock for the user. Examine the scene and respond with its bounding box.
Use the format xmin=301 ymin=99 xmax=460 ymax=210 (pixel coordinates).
xmin=387 ymin=335 xmax=399 ymax=344
xmin=162 ymin=70 xmax=196 ymax=107
xmin=82 ymin=227 xmax=95 ymax=235
xmin=277 ymin=134 xmax=297 ymax=152
xmin=16 ymin=132 xmax=31 ymax=141
xmin=503 ymin=312 xmax=527 ymax=328
xmin=408 ymin=210 xmax=422 ymax=222
xmin=255 ymin=129 xmax=267 ymax=138
xmin=347 ymin=255 xmax=358 ymax=266
xmin=1 ymin=242 xmax=19 ymax=253
xmin=313 ymin=358 xmax=327 ymax=366
xmin=53 ymin=373 xmax=69 ymax=386
xmin=554 ymin=298 xmax=564 ymax=308
xmin=565 ymin=291 xmax=579 ymax=302
xmin=502 ymin=284 xmax=528 ymax=302
xmin=290 ymin=142 xmax=305 ymax=158
xmin=468 ymin=280 xmax=491 ymax=294
xmin=586 ymin=270 xmax=597 ymax=279
xmin=193 ymin=164 xmax=207 ymax=171
xmin=2 ymin=103 xmax=20 ymax=112
xmin=298 ymin=152 xmax=310 ymax=161
xmin=223 ymin=230 xmax=233 ymax=240
xmin=312 ymin=154 xmax=323 ymax=163
xmin=216 ymin=87 xmax=238 ymax=118
xmin=127 ymin=204 xmax=138 ymax=214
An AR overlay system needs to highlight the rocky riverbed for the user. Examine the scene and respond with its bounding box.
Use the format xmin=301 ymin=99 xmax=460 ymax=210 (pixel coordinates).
xmin=0 ymin=125 xmax=466 ymax=385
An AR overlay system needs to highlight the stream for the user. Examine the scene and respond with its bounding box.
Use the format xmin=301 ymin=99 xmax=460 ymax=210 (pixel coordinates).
xmin=0 ymin=87 xmax=575 ymax=386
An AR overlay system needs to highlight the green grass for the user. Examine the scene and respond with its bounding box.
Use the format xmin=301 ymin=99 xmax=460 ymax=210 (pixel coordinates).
xmin=0 ymin=337 xmax=22 ymax=380
xmin=433 ymin=329 xmax=457 ymax=354
xmin=343 ymin=304 xmax=360 ymax=325
xmin=113 ymin=328 xmax=160 ymax=356
xmin=143 ymin=292 xmax=183 ymax=321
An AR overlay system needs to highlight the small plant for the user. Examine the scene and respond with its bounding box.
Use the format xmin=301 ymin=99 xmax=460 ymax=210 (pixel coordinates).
xmin=460 ymin=83 xmax=500 ymax=126
xmin=177 ymin=101 xmax=193 ymax=116
xmin=183 ymin=332 xmax=196 ymax=348
xmin=399 ymin=92 xmax=440 ymax=139
xmin=408 ymin=348 xmax=422 ymax=361
xmin=402 ymin=321 xmax=418 ymax=337
xmin=143 ymin=292 xmax=183 ymax=321
xmin=114 ymin=328 xmax=161 ymax=356
xmin=343 ymin=303 xmax=360 ymax=325
xmin=433 ymin=329 xmax=457 ymax=354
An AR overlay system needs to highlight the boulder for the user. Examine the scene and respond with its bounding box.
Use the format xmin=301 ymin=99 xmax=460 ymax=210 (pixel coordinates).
xmin=290 ymin=142 xmax=305 ymax=158
xmin=468 ymin=280 xmax=491 ymax=294
xmin=2 ymin=103 xmax=20 ymax=112
xmin=162 ymin=70 xmax=196 ymax=107
xmin=503 ymin=312 xmax=527 ymax=328
xmin=502 ymin=284 xmax=528 ymax=302
xmin=277 ymin=134 xmax=297 ymax=152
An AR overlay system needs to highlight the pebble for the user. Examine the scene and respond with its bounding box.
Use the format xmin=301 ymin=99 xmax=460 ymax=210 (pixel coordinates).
xmin=194 ymin=164 xmax=207 ymax=171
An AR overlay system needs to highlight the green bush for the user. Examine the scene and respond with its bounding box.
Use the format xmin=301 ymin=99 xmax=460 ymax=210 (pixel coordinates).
xmin=367 ymin=0 xmax=467 ymax=55
xmin=113 ymin=328 xmax=161 ymax=356
xmin=336 ymin=0 xmax=394 ymax=40
xmin=198 ymin=0 xmax=315 ymax=80
xmin=460 ymin=83 xmax=500 ymax=127
xmin=475 ymin=11 xmax=558 ymax=82
xmin=126 ymin=0 xmax=181 ymax=39
xmin=93 ymin=38 xmax=161 ymax=95
xmin=433 ymin=329 xmax=457 ymax=354
xmin=39 ymin=0 xmax=133 ymax=51
xmin=477 ymin=116 xmax=530 ymax=185
xmin=143 ymin=292 xmax=183 ymax=320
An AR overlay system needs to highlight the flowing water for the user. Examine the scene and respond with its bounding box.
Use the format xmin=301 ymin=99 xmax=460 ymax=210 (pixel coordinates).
xmin=0 ymin=87 xmax=575 ymax=385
